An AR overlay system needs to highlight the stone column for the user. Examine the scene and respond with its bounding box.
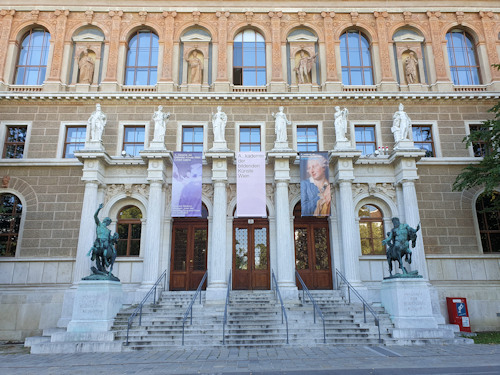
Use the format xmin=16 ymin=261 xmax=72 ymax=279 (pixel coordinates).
xmin=480 ymin=11 xmax=500 ymax=90
xmin=268 ymin=11 xmax=286 ymax=92
xmin=214 ymin=11 xmax=230 ymax=92
xmin=158 ymin=11 xmax=177 ymax=92
xmin=426 ymin=11 xmax=453 ymax=91
xmin=269 ymin=152 xmax=298 ymax=301
xmin=321 ymin=11 xmax=341 ymax=91
xmin=72 ymin=180 xmax=99 ymax=283
xmin=44 ymin=9 xmax=69 ymax=91
xmin=0 ymin=10 xmax=15 ymax=88
xmin=374 ymin=11 xmax=398 ymax=91
xmin=205 ymin=152 xmax=233 ymax=303
xmin=101 ymin=10 xmax=123 ymax=91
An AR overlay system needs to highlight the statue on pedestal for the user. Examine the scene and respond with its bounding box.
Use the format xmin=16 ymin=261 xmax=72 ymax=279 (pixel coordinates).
xmin=382 ymin=217 xmax=420 ymax=278
xmin=334 ymin=106 xmax=349 ymax=142
xmin=152 ymin=105 xmax=170 ymax=143
xmin=404 ymin=52 xmax=418 ymax=84
xmin=294 ymin=50 xmax=317 ymax=84
xmin=186 ymin=50 xmax=203 ymax=84
xmin=78 ymin=49 xmax=95 ymax=85
xmin=84 ymin=203 xmax=119 ymax=281
xmin=212 ymin=106 xmax=227 ymax=143
xmin=392 ymin=103 xmax=412 ymax=143
xmin=88 ymin=103 xmax=107 ymax=142
xmin=272 ymin=106 xmax=291 ymax=144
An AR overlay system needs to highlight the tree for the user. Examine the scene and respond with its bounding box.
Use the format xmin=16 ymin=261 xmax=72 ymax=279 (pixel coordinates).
xmin=453 ymin=65 xmax=500 ymax=211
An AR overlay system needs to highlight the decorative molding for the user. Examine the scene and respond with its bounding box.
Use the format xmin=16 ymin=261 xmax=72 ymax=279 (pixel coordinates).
xmin=105 ymin=183 xmax=150 ymax=202
xmin=202 ymin=183 xmax=214 ymax=200
xmin=352 ymin=182 xmax=396 ymax=202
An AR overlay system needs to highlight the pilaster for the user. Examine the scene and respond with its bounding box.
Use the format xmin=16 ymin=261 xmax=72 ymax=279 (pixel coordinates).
xmin=44 ymin=9 xmax=69 ymax=91
xmin=268 ymin=11 xmax=286 ymax=92
xmin=214 ymin=11 xmax=230 ymax=92
xmin=0 ymin=10 xmax=15 ymax=89
xmin=374 ymin=11 xmax=398 ymax=91
xmin=101 ymin=10 xmax=123 ymax=91
xmin=268 ymin=150 xmax=298 ymax=301
xmin=426 ymin=11 xmax=453 ymax=91
xmin=158 ymin=11 xmax=177 ymax=92
xmin=321 ymin=11 xmax=339 ymax=87
xmin=479 ymin=11 xmax=500 ymax=90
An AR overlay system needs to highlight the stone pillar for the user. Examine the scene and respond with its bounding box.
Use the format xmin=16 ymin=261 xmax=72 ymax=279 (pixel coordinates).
xmin=205 ymin=151 xmax=233 ymax=302
xmin=140 ymin=150 xmax=171 ymax=288
xmin=331 ymin=150 xmax=362 ymax=286
xmin=0 ymin=10 xmax=15 ymax=89
xmin=269 ymin=152 xmax=298 ymax=301
xmin=101 ymin=10 xmax=123 ymax=91
xmin=374 ymin=11 xmax=398 ymax=91
xmin=480 ymin=11 xmax=500 ymax=90
xmin=268 ymin=11 xmax=286 ymax=92
xmin=426 ymin=11 xmax=453 ymax=91
xmin=320 ymin=11 xmax=341 ymax=91
xmin=214 ymin=11 xmax=230 ymax=92
xmin=158 ymin=11 xmax=177 ymax=92
xmin=44 ymin=9 xmax=69 ymax=91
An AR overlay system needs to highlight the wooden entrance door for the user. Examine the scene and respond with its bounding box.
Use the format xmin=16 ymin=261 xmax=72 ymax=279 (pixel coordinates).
xmin=294 ymin=204 xmax=332 ymax=289
xmin=170 ymin=220 xmax=208 ymax=290
xmin=233 ymin=218 xmax=270 ymax=290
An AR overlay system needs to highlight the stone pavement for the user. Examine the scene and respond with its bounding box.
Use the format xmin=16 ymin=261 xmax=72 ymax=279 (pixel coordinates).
xmin=1 ymin=343 xmax=500 ymax=375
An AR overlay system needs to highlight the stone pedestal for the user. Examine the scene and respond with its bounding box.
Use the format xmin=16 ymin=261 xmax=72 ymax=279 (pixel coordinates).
xmin=381 ymin=278 xmax=438 ymax=329
xmin=67 ymin=280 xmax=123 ymax=332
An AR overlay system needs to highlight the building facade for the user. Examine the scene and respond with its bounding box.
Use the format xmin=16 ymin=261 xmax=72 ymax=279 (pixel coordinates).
xmin=0 ymin=0 xmax=499 ymax=340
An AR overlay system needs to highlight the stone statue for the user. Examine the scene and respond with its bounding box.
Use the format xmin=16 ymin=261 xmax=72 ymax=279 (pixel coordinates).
xmin=294 ymin=50 xmax=318 ymax=84
xmin=185 ymin=50 xmax=203 ymax=84
xmin=382 ymin=217 xmax=420 ymax=277
xmin=87 ymin=103 xmax=107 ymax=142
xmin=272 ymin=106 xmax=291 ymax=143
xmin=212 ymin=106 xmax=227 ymax=143
xmin=404 ymin=52 xmax=418 ymax=84
xmin=84 ymin=203 xmax=119 ymax=281
xmin=78 ymin=49 xmax=95 ymax=84
xmin=152 ymin=105 xmax=170 ymax=142
xmin=334 ymin=106 xmax=349 ymax=142
xmin=392 ymin=103 xmax=412 ymax=143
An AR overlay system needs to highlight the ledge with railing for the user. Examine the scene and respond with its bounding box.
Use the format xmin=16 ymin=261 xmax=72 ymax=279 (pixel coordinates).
xmin=271 ymin=269 xmax=289 ymax=344
xmin=222 ymin=270 xmax=232 ymax=345
xmin=125 ymin=269 xmax=167 ymax=346
xmin=295 ymin=270 xmax=326 ymax=343
xmin=181 ymin=271 xmax=208 ymax=345
xmin=335 ymin=268 xmax=382 ymax=343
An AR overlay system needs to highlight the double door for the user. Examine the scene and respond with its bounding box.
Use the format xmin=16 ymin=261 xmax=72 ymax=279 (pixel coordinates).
xmin=233 ymin=218 xmax=270 ymax=290
xmin=170 ymin=220 xmax=207 ymax=290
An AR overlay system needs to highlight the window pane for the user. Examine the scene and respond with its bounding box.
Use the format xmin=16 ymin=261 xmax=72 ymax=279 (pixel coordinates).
xmin=256 ymin=43 xmax=266 ymax=66
xmin=243 ymin=69 xmax=257 ymax=86
xmin=243 ymin=43 xmax=256 ymax=66
xmin=240 ymin=128 xmax=250 ymax=142
xmin=295 ymin=228 xmax=309 ymax=269
xmin=256 ymin=69 xmax=266 ymax=86
xmin=234 ymin=42 xmax=242 ymax=66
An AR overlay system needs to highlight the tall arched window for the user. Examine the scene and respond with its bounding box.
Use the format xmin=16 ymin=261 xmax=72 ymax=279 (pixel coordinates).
xmin=476 ymin=194 xmax=500 ymax=253
xmin=15 ymin=28 xmax=51 ymax=85
xmin=358 ymin=204 xmax=384 ymax=255
xmin=446 ymin=30 xmax=480 ymax=85
xmin=0 ymin=193 xmax=22 ymax=257
xmin=340 ymin=30 xmax=373 ymax=85
xmin=233 ymin=30 xmax=266 ymax=86
xmin=125 ymin=30 xmax=159 ymax=86
xmin=116 ymin=205 xmax=142 ymax=256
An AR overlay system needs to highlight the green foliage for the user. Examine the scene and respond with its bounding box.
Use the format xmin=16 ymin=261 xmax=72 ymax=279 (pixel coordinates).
xmin=472 ymin=331 xmax=500 ymax=344
xmin=453 ymin=65 xmax=500 ymax=211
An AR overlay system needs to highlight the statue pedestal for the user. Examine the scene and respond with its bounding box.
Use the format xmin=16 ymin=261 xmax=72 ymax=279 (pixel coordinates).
xmin=67 ymin=280 xmax=123 ymax=332
xmin=394 ymin=140 xmax=415 ymax=150
xmin=381 ymin=278 xmax=438 ymax=330
xmin=334 ymin=140 xmax=352 ymax=150
xmin=210 ymin=141 xmax=229 ymax=151
xmin=148 ymin=140 xmax=167 ymax=150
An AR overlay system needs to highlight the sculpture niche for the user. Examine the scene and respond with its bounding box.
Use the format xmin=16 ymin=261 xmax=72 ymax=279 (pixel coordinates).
xmin=83 ymin=203 xmax=120 ymax=281
xmin=382 ymin=217 xmax=421 ymax=278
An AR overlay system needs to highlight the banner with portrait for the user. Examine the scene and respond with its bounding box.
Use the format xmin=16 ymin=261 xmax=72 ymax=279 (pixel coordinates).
xmin=172 ymin=152 xmax=202 ymax=217
xmin=300 ymin=152 xmax=331 ymax=217
xmin=237 ymin=152 xmax=266 ymax=217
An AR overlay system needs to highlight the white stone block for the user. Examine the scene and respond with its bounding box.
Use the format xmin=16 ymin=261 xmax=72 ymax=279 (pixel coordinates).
xmin=66 ymin=280 xmax=123 ymax=333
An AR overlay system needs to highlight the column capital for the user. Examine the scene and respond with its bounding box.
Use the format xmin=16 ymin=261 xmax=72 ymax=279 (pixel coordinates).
xmin=321 ymin=11 xmax=335 ymax=19
xmin=216 ymin=11 xmax=230 ymax=19
xmin=162 ymin=11 xmax=177 ymax=19
xmin=268 ymin=11 xmax=283 ymax=19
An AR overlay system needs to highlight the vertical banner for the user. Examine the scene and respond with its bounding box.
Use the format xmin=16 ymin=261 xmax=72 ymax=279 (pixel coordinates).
xmin=237 ymin=152 xmax=266 ymax=217
xmin=300 ymin=152 xmax=331 ymax=217
xmin=172 ymin=152 xmax=202 ymax=217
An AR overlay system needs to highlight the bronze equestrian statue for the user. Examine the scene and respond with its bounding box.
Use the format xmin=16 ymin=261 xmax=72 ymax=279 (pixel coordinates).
xmin=382 ymin=217 xmax=420 ymax=276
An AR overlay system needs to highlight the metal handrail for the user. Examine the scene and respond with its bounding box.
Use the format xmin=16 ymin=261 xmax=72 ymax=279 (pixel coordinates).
xmin=125 ymin=269 xmax=167 ymax=346
xmin=295 ymin=270 xmax=326 ymax=343
xmin=271 ymin=269 xmax=289 ymax=344
xmin=181 ymin=271 xmax=208 ymax=345
xmin=222 ymin=270 xmax=232 ymax=345
xmin=335 ymin=268 xmax=382 ymax=343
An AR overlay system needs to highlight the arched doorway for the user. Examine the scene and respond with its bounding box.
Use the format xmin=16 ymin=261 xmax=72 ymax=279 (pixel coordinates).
xmin=233 ymin=214 xmax=270 ymax=290
xmin=170 ymin=204 xmax=208 ymax=290
xmin=294 ymin=202 xmax=332 ymax=289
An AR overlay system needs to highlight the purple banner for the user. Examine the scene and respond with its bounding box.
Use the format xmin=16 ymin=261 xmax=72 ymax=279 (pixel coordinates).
xmin=172 ymin=152 xmax=202 ymax=217
xmin=237 ymin=152 xmax=266 ymax=217
xmin=300 ymin=152 xmax=331 ymax=217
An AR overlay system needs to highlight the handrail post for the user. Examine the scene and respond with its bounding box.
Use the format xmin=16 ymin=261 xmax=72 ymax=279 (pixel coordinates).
xmin=139 ymin=305 xmax=142 ymax=326
xmin=363 ymin=304 xmax=366 ymax=323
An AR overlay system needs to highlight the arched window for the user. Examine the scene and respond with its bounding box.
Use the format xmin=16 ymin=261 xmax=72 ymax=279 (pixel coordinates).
xmin=116 ymin=205 xmax=142 ymax=256
xmin=233 ymin=30 xmax=266 ymax=86
xmin=358 ymin=204 xmax=384 ymax=255
xmin=0 ymin=193 xmax=22 ymax=256
xmin=340 ymin=30 xmax=373 ymax=85
xmin=446 ymin=30 xmax=480 ymax=85
xmin=476 ymin=194 xmax=500 ymax=253
xmin=125 ymin=30 xmax=159 ymax=86
xmin=15 ymin=28 xmax=51 ymax=85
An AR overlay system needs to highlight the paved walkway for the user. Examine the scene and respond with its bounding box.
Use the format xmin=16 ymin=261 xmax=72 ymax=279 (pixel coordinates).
xmin=1 ymin=344 xmax=500 ymax=375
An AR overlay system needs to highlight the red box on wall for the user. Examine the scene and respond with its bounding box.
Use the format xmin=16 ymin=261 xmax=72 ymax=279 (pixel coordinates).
xmin=446 ymin=297 xmax=471 ymax=332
